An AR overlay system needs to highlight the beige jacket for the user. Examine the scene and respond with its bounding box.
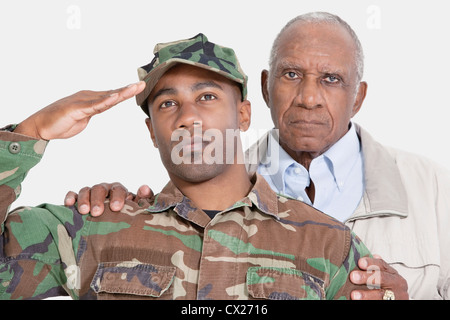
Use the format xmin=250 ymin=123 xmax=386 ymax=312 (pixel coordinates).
xmin=246 ymin=123 xmax=450 ymax=300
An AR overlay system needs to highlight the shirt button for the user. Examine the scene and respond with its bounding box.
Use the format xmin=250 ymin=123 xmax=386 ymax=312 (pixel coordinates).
xmin=297 ymin=196 xmax=304 ymax=201
xmin=294 ymin=168 xmax=301 ymax=174
xmin=8 ymin=142 xmax=21 ymax=154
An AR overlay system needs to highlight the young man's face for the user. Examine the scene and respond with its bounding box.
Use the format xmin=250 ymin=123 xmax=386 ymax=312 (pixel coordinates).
xmin=145 ymin=64 xmax=251 ymax=183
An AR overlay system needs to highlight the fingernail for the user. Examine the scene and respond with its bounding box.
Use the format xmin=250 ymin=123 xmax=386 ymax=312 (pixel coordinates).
xmin=79 ymin=204 xmax=89 ymax=213
xmin=92 ymin=206 xmax=101 ymax=215
xmin=111 ymin=201 xmax=120 ymax=210
xmin=359 ymin=258 xmax=368 ymax=268
xmin=351 ymin=271 xmax=361 ymax=282
xmin=352 ymin=291 xmax=362 ymax=300
xmin=65 ymin=196 xmax=74 ymax=204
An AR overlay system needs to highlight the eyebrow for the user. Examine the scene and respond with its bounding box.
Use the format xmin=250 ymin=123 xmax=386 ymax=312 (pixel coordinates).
xmin=276 ymin=60 xmax=345 ymax=76
xmin=318 ymin=64 xmax=346 ymax=76
xmin=150 ymin=81 xmax=224 ymax=104
xmin=275 ymin=60 xmax=301 ymax=73
xmin=150 ymin=88 xmax=177 ymax=104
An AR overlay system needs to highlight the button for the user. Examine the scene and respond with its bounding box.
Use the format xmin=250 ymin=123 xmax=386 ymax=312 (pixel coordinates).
xmin=294 ymin=168 xmax=301 ymax=174
xmin=297 ymin=196 xmax=304 ymax=201
xmin=8 ymin=142 xmax=21 ymax=154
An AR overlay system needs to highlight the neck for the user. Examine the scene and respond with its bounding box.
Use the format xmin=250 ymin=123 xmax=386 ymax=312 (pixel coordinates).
xmin=283 ymin=147 xmax=317 ymax=171
xmin=170 ymin=164 xmax=253 ymax=211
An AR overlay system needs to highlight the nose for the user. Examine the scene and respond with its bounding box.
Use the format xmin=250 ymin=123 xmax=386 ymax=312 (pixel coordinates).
xmin=295 ymin=76 xmax=324 ymax=109
xmin=174 ymin=102 xmax=202 ymax=131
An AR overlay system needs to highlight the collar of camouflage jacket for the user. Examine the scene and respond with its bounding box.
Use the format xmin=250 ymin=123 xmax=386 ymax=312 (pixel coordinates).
xmin=145 ymin=173 xmax=280 ymax=227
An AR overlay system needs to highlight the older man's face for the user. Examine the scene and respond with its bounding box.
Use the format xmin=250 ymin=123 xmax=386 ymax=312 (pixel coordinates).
xmin=262 ymin=22 xmax=367 ymax=161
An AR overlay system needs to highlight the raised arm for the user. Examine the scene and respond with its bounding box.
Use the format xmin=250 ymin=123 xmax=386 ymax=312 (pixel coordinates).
xmin=14 ymin=82 xmax=145 ymax=140
xmin=1 ymin=82 xmax=145 ymax=299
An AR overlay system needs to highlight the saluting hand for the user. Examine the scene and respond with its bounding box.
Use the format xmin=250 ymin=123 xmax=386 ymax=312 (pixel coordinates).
xmin=14 ymin=81 xmax=145 ymax=140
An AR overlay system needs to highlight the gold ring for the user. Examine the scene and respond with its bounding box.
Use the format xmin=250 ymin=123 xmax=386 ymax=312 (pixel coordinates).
xmin=383 ymin=289 xmax=395 ymax=300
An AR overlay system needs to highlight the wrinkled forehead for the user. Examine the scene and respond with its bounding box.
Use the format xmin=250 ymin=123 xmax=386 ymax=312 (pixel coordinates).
xmin=283 ymin=20 xmax=356 ymax=50
xmin=274 ymin=22 xmax=358 ymax=73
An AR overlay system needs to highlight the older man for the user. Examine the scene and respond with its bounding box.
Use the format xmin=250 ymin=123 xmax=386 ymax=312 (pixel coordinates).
xmin=66 ymin=13 xmax=450 ymax=300
xmin=247 ymin=12 xmax=450 ymax=300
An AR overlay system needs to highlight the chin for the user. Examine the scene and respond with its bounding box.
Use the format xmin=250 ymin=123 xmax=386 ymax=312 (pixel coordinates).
xmin=169 ymin=163 xmax=224 ymax=183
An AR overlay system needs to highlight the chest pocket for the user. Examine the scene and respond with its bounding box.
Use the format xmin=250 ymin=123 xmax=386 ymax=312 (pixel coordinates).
xmin=91 ymin=261 xmax=176 ymax=299
xmin=246 ymin=267 xmax=325 ymax=300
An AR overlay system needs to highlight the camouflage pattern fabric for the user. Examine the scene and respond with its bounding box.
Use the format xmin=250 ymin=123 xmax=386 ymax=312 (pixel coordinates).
xmin=136 ymin=33 xmax=248 ymax=116
xmin=0 ymin=131 xmax=371 ymax=299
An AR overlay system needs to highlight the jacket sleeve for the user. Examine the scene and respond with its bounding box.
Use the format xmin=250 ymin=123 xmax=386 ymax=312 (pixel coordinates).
xmin=434 ymin=163 xmax=450 ymax=299
xmin=0 ymin=130 xmax=48 ymax=229
xmin=0 ymin=130 xmax=82 ymax=299
xmin=326 ymin=232 xmax=372 ymax=300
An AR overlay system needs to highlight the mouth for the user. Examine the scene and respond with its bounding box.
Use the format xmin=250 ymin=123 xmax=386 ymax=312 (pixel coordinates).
xmin=288 ymin=119 xmax=325 ymax=127
xmin=191 ymin=140 xmax=207 ymax=153
xmin=175 ymin=136 xmax=209 ymax=153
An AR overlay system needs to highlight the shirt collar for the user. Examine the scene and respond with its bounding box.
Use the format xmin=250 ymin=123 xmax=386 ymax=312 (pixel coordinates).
xmin=321 ymin=122 xmax=361 ymax=191
xmin=264 ymin=129 xmax=297 ymax=194
xmin=146 ymin=173 xmax=280 ymax=227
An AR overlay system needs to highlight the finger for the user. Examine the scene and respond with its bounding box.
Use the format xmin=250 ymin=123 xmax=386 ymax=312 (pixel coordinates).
xmin=89 ymin=81 xmax=146 ymax=115
xmin=358 ymin=256 xmax=393 ymax=273
xmin=109 ymin=182 xmax=129 ymax=211
xmin=352 ymin=257 xmax=409 ymax=300
xmin=106 ymin=81 xmax=146 ymax=98
xmin=77 ymin=187 xmax=92 ymax=214
xmin=64 ymin=191 xmax=78 ymax=206
xmin=135 ymin=184 xmax=154 ymax=202
xmin=351 ymin=289 xmax=385 ymax=300
xmin=126 ymin=192 xmax=136 ymax=201
xmin=350 ymin=267 xmax=407 ymax=294
xmin=89 ymin=183 xmax=110 ymax=216
xmin=352 ymin=288 xmax=408 ymax=300
xmin=350 ymin=268 xmax=381 ymax=288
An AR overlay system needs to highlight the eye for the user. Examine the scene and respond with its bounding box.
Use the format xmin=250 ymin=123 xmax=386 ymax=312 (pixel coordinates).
xmin=200 ymin=94 xmax=217 ymax=101
xmin=284 ymin=71 xmax=299 ymax=79
xmin=323 ymin=75 xmax=341 ymax=84
xmin=160 ymin=100 xmax=177 ymax=109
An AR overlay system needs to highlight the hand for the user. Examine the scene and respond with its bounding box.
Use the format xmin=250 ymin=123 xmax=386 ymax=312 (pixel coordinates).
xmin=14 ymin=81 xmax=145 ymax=140
xmin=64 ymin=183 xmax=153 ymax=217
xmin=350 ymin=254 xmax=409 ymax=300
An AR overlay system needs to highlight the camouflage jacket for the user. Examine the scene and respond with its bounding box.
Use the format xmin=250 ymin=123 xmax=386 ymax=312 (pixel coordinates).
xmin=0 ymin=131 xmax=371 ymax=300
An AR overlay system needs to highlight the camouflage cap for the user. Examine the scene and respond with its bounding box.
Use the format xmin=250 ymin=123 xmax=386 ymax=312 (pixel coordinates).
xmin=136 ymin=33 xmax=248 ymax=116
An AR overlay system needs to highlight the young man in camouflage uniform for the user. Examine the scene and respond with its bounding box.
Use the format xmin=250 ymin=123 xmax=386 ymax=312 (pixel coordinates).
xmin=0 ymin=34 xmax=371 ymax=300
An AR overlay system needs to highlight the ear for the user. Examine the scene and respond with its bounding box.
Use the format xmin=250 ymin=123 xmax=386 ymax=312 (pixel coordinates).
xmin=145 ymin=118 xmax=158 ymax=148
xmin=352 ymin=81 xmax=368 ymax=117
xmin=238 ymin=99 xmax=251 ymax=132
xmin=261 ymin=69 xmax=270 ymax=108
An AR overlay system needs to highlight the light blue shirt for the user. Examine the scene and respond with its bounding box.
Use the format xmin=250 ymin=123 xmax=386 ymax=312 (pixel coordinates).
xmin=257 ymin=123 xmax=364 ymax=222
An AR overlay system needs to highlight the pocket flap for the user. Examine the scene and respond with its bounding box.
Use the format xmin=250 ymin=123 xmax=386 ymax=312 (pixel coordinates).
xmin=247 ymin=267 xmax=325 ymax=300
xmin=91 ymin=261 xmax=175 ymax=297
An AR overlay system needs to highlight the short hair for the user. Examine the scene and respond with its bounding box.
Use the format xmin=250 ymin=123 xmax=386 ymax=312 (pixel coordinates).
xmin=269 ymin=12 xmax=365 ymax=83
